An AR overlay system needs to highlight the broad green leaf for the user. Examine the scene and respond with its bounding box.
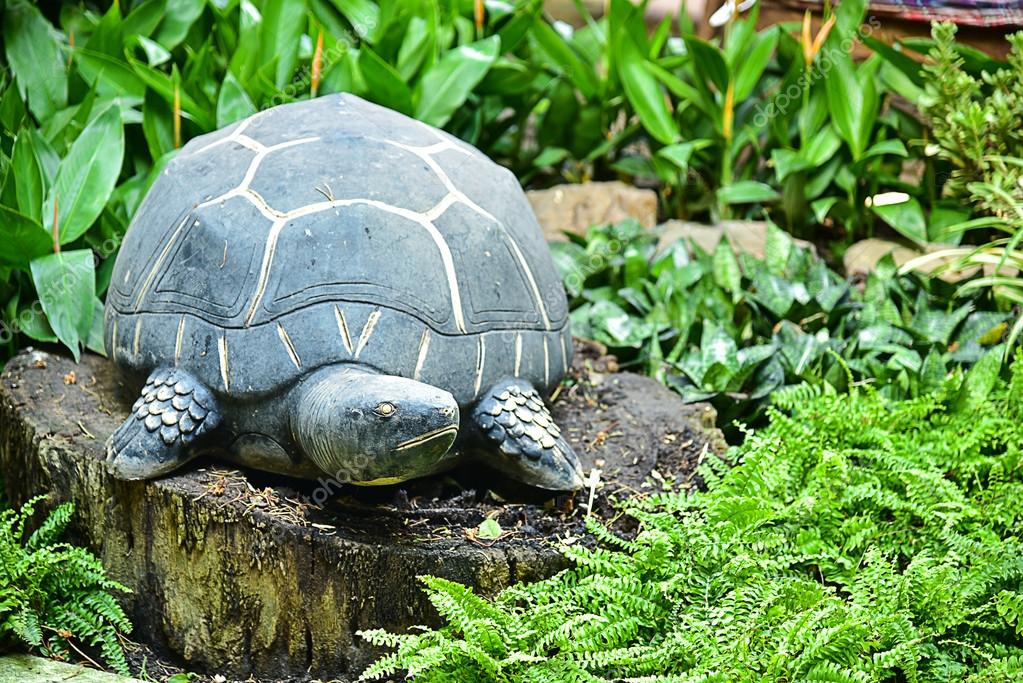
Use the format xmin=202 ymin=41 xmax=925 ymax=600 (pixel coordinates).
xmin=3 ymin=1 xmax=67 ymax=120
xmin=43 ymin=105 xmax=125 ymax=245
xmin=217 ymin=72 xmax=258 ymax=127
xmin=123 ymin=0 xmax=168 ymax=38
xmin=133 ymin=35 xmax=173 ymax=67
xmin=870 ymin=196 xmax=927 ymax=246
xmin=683 ymin=37 xmax=730 ymax=94
xmin=954 ymin=345 xmax=1004 ymax=412
xmin=18 ymin=303 xmax=59 ymax=343
xmin=718 ymin=181 xmax=779 ymax=205
xmin=155 ymin=0 xmax=206 ymax=49
xmin=825 ymin=52 xmax=866 ymax=159
xmin=0 ymin=205 xmax=51 ymax=266
xmin=74 ymin=48 xmax=147 ymax=98
xmin=863 ymin=139 xmax=907 ymax=159
xmin=476 ymin=518 xmax=502 ymax=540
xmin=701 ymin=324 xmax=740 ymax=376
xmin=712 ymin=239 xmax=741 ymax=294
xmin=359 ymin=48 xmax=413 ymax=115
xmin=771 ymin=148 xmax=811 ymax=182
xmin=530 ymin=19 xmax=599 ymax=98
xmin=86 ymin=297 xmax=106 ymax=355
xmin=733 ymin=28 xmax=777 ymax=101
xmin=919 ymin=349 xmax=946 ymax=394
xmin=260 ymin=0 xmax=307 ymax=89
xmin=396 ymin=16 xmax=433 ymax=81
xmin=928 ymin=203 xmax=971 ymax=245
xmin=802 ymin=126 xmax=843 ymax=167
xmin=764 ymin=223 xmax=792 ymax=275
xmin=830 ymin=0 xmax=868 ymax=44
xmin=616 ymin=38 xmax=679 ymax=145
xmin=331 ymin=0 xmax=380 ymax=41
xmin=752 ymin=272 xmax=795 ymax=317
xmin=811 ymin=197 xmax=839 ymax=224
xmin=11 ymin=128 xmax=45 ymax=221
xmin=415 ymin=36 xmax=499 ymax=128
xmin=861 ymin=35 xmax=924 ymax=88
xmin=532 ymin=147 xmax=570 ymax=168
xmin=127 ymin=55 xmax=214 ymax=130
xmin=30 ymin=250 xmax=96 ymax=360
xmin=142 ymin=90 xmax=175 ymax=161
xmin=588 ymin=300 xmax=654 ymax=348
xmin=911 ymin=301 xmax=972 ymax=346
xmin=657 ymin=140 xmax=711 ymax=171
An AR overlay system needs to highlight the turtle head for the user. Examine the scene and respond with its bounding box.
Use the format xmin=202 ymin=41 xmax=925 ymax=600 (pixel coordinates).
xmin=292 ymin=366 xmax=459 ymax=484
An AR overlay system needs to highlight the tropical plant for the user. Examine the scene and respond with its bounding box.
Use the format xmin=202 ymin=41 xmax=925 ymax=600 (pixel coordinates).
xmin=0 ymin=0 xmax=548 ymax=363
xmin=0 ymin=496 xmax=132 ymax=674
xmin=361 ymin=347 xmax=1023 ymax=682
xmin=873 ymin=23 xmax=1023 ymax=350
xmin=553 ymin=219 xmax=1011 ymax=429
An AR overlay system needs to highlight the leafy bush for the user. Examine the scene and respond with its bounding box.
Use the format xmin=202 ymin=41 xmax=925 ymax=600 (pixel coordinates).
xmin=0 ymin=0 xmax=951 ymax=363
xmin=888 ymin=24 xmax=1023 ymax=342
xmin=0 ymin=0 xmax=552 ymax=363
xmin=0 ymin=496 xmax=132 ymax=674
xmin=361 ymin=348 xmax=1023 ymax=682
xmin=919 ymin=24 xmax=1023 ymax=223
xmin=553 ymin=219 xmax=1011 ymax=428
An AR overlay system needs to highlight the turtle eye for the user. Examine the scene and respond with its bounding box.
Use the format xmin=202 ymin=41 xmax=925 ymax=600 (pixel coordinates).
xmin=374 ymin=402 xmax=396 ymax=418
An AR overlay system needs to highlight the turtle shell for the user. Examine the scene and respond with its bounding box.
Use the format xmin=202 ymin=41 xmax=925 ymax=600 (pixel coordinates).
xmin=105 ymin=94 xmax=571 ymax=403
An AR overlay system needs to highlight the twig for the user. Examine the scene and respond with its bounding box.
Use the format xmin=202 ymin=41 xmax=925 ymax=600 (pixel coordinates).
xmin=584 ymin=468 xmax=602 ymax=519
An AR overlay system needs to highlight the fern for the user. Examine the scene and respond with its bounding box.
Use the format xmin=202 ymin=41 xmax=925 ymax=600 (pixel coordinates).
xmin=0 ymin=497 xmax=132 ymax=674
xmin=362 ymin=352 xmax=1023 ymax=681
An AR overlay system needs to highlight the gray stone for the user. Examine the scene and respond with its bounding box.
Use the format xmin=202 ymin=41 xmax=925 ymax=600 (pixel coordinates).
xmin=0 ymin=655 xmax=142 ymax=683
xmin=527 ymin=181 xmax=658 ymax=241
xmin=657 ymin=219 xmax=817 ymax=258
xmin=105 ymin=93 xmax=581 ymax=491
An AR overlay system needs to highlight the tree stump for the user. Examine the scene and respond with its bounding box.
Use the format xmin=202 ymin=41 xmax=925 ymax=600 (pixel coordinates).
xmin=0 ymin=343 xmax=725 ymax=680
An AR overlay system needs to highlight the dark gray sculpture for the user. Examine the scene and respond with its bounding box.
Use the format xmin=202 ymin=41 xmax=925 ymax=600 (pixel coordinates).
xmin=104 ymin=94 xmax=582 ymax=490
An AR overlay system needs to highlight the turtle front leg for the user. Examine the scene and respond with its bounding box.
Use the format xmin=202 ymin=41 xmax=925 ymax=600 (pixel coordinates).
xmin=471 ymin=378 xmax=584 ymax=491
xmin=106 ymin=367 xmax=221 ymax=480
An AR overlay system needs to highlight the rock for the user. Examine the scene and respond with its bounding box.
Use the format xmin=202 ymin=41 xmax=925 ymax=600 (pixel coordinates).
xmin=657 ymin=219 xmax=817 ymax=258
xmin=528 ymin=181 xmax=658 ymax=241
xmin=843 ymin=238 xmax=927 ymax=278
xmin=840 ymin=238 xmax=1018 ymax=283
xmin=0 ymin=344 xmax=724 ymax=680
xmin=0 ymin=655 xmax=142 ymax=683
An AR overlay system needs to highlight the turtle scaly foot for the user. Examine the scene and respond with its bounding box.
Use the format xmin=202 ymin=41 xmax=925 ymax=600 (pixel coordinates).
xmin=106 ymin=367 xmax=221 ymax=480
xmin=472 ymin=378 xmax=583 ymax=491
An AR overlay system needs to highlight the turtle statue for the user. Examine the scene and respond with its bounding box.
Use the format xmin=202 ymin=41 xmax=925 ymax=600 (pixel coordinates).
xmin=103 ymin=93 xmax=583 ymax=491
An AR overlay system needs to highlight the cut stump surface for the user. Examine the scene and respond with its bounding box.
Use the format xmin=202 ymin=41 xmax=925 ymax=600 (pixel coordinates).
xmin=0 ymin=342 xmax=724 ymax=680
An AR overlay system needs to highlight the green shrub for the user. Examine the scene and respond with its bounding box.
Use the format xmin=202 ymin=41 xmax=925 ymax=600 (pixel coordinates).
xmin=554 ymin=219 xmax=1011 ymax=429
xmin=920 ymin=24 xmax=1023 ymax=223
xmin=886 ymin=24 xmax=1023 ymax=341
xmin=0 ymin=0 xmax=946 ymax=364
xmin=0 ymin=496 xmax=132 ymax=674
xmin=361 ymin=348 xmax=1023 ymax=681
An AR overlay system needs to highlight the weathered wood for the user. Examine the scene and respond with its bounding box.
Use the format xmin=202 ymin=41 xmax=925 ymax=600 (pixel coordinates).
xmin=0 ymin=346 xmax=724 ymax=680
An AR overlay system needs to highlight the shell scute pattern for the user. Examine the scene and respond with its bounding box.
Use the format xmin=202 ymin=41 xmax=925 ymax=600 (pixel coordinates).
xmin=107 ymin=94 xmax=572 ymax=399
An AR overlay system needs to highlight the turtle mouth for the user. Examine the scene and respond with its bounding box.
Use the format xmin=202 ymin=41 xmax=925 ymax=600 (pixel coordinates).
xmin=395 ymin=425 xmax=459 ymax=452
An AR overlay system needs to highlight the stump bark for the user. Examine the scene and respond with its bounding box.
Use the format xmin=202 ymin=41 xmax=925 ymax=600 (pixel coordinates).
xmin=0 ymin=345 xmax=724 ymax=680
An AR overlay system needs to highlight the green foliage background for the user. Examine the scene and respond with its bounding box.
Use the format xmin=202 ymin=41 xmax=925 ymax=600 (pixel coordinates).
xmin=0 ymin=0 xmax=1009 ymax=364
xmin=362 ymin=349 xmax=1023 ymax=682
xmin=0 ymin=497 xmax=132 ymax=673
xmin=556 ymin=220 xmax=1011 ymax=430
